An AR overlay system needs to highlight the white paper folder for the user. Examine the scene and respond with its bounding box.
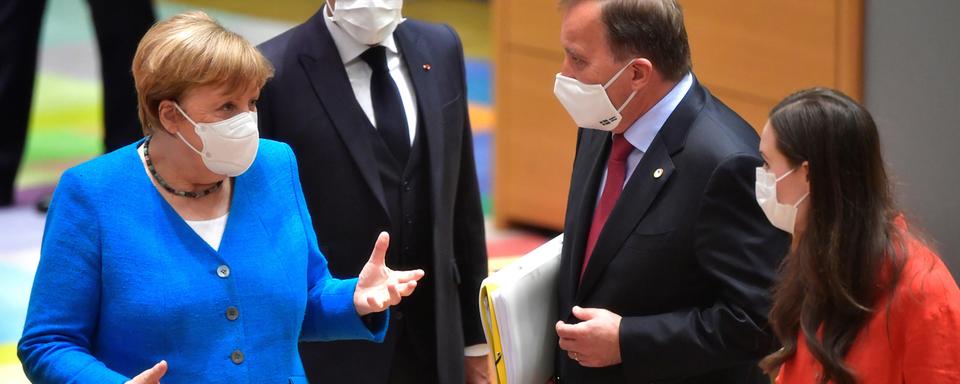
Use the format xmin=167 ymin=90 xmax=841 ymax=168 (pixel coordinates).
xmin=479 ymin=234 xmax=563 ymax=384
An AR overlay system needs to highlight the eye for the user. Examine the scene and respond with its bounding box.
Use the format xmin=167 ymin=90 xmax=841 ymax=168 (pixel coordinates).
xmin=220 ymin=102 xmax=236 ymax=112
xmin=759 ymin=153 xmax=770 ymax=168
xmin=564 ymin=49 xmax=587 ymax=68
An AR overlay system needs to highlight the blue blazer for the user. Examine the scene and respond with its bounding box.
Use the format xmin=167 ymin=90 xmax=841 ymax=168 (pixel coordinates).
xmin=18 ymin=139 xmax=387 ymax=383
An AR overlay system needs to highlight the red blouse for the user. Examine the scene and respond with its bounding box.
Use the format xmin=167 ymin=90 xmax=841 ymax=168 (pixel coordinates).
xmin=776 ymin=234 xmax=960 ymax=383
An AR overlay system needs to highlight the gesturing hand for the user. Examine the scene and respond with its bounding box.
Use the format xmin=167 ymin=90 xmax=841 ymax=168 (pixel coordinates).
xmin=126 ymin=360 xmax=167 ymax=384
xmin=354 ymin=232 xmax=425 ymax=316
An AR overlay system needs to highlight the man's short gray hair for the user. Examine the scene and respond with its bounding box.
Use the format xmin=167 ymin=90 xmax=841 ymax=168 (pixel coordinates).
xmin=560 ymin=0 xmax=692 ymax=81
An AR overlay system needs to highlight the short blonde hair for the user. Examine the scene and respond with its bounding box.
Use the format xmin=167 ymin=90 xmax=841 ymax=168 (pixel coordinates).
xmin=132 ymin=11 xmax=274 ymax=134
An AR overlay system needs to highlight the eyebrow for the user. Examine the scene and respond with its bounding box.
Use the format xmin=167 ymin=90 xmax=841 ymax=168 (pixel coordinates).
xmin=564 ymin=47 xmax=582 ymax=59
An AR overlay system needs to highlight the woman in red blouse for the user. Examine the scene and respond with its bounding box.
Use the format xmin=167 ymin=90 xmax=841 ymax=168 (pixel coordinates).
xmin=755 ymin=87 xmax=960 ymax=383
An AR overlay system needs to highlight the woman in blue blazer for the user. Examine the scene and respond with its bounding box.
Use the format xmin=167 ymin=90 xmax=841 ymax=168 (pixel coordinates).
xmin=17 ymin=11 xmax=424 ymax=383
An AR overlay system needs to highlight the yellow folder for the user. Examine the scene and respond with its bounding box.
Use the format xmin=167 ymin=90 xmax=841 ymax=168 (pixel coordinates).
xmin=479 ymin=235 xmax=563 ymax=384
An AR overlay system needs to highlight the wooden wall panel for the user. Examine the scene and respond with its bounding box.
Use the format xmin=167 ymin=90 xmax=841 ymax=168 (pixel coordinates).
xmin=683 ymin=0 xmax=863 ymax=129
xmin=495 ymin=52 xmax=575 ymax=229
xmin=502 ymin=0 xmax=564 ymax=54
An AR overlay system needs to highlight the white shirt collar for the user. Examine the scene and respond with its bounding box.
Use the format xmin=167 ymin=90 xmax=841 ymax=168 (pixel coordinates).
xmin=622 ymin=73 xmax=694 ymax=153
xmin=322 ymin=4 xmax=400 ymax=64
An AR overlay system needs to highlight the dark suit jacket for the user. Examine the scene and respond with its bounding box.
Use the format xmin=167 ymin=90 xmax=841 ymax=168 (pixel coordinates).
xmin=257 ymin=10 xmax=487 ymax=384
xmin=556 ymin=79 xmax=790 ymax=383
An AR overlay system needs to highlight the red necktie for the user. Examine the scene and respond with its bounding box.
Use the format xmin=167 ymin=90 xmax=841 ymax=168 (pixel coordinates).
xmin=581 ymin=134 xmax=634 ymax=280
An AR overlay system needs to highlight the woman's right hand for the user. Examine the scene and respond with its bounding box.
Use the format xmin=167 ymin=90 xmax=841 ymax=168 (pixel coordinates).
xmin=126 ymin=360 xmax=167 ymax=384
xmin=354 ymin=232 xmax=425 ymax=316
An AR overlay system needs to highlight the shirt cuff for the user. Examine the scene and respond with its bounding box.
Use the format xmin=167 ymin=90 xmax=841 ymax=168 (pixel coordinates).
xmin=464 ymin=343 xmax=490 ymax=357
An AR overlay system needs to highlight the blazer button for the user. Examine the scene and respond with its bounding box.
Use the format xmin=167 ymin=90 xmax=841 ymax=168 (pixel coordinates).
xmin=217 ymin=265 xmax=230 ymax=278
xmin=231 ymin=349 xmax=244 ymax=364
xmin=226 ymin=306 xmax=239 ymax=321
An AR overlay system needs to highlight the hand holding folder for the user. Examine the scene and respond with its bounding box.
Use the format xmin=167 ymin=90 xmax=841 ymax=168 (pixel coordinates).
xmin=479 ymin=235 xmax=563 ymax=384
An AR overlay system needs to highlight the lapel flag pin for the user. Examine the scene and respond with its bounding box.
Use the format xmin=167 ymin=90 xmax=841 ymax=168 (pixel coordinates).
xmin=422 ymin=63 xmax=432 ymax=71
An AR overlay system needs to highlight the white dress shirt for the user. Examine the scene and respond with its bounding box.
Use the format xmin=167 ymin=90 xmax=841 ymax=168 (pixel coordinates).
xmin=185 ymin=214 xmax=229 ymax=251
xmin=323 ymin=5 xmax=418 ymax=143
xmin=325 ymin=5 xmax=488 ymax=357
xmin=597 ymin=73 xmax=694 ymax=198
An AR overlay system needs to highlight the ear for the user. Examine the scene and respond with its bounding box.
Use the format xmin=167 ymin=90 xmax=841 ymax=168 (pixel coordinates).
xmin=800 ymin=160 xmax=810 ymax=183
xmin=628 ymin=58 xmax=654 ymax=91
xmin=156 ymin=100 xmax=184 ymax=136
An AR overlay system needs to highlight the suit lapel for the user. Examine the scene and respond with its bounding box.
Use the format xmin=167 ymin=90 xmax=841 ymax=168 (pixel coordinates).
xmin=575 ymin=139 xmax=675 ymax=302
xmin=573 ymin=79 xmax=708 ymax=304
xmin=296 ymin=14 xmax=389 ymax=217
xmin=559 ymin=130 xmax=609 ymax=314
xmin=394 ymin=24 xmax=445 ymax=218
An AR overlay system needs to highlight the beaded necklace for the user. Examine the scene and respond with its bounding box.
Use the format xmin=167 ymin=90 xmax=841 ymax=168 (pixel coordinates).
xmin=143 ymin=135 xmax=223 ymax=198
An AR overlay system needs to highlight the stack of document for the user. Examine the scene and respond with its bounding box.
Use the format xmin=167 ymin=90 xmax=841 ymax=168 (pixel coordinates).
xmin=479 ymin=234 xmax=563 ymax=384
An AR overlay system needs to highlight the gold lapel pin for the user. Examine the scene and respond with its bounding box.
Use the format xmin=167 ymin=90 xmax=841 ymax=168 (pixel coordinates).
xmin=422 ymin=63 xmax=432 ymax=71
xmin=653 ymin=168 xmax=664 ymax=179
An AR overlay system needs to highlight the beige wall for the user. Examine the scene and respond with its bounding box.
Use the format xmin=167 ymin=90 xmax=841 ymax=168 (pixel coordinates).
xmin=864 ymin=0 xmax=960 ymax=279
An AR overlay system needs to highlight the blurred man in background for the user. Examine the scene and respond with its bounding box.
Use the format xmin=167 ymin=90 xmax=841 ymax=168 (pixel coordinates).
xmin=257 ymin=0 xmax=490 ymax=382
xmin=0 ymin=0 xmax=155 ymax=208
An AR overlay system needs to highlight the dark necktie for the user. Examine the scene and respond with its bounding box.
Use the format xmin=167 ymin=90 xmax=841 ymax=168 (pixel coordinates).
xmin=582 ymin=134 xmax=634 ymax=280
xmin=360 ymin=46 xmax=410 ymax=165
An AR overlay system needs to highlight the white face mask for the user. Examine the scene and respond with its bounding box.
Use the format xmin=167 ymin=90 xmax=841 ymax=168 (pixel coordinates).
xmin=755 ymin=167 xmax=809 ymax=234
xmin=553 ymin=60 xmax=639 ymax=131
xmin=331 ymin=0 xmax=405 ymax=45
xmin=174 ymin=103 xmax=259 ymax=177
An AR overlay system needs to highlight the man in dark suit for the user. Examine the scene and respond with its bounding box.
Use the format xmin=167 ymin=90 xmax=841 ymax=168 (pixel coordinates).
xmin=550 ymin=0 xmax=790 ymax=382
xmin=256 ymin=1 xmax=489 ymax=383
xmin=0 ymin=0 xmax=154 ymax=207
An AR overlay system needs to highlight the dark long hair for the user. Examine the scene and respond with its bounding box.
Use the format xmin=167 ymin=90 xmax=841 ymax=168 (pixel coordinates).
xmin=758 ymin=88 xmax=907 ymax=383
